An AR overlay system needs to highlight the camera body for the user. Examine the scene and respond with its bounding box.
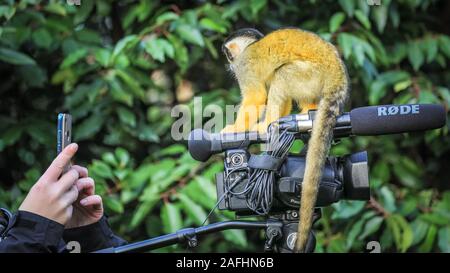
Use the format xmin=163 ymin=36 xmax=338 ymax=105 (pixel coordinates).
xmin=215 ymin=149 xmax=370 ymax=216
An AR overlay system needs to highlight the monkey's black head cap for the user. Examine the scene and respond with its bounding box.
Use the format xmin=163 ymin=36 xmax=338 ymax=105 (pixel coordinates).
xmin=223 ymin=28 xmax=264 ymax=44
xmin=222 ymin=28 xmax=264 ymax=60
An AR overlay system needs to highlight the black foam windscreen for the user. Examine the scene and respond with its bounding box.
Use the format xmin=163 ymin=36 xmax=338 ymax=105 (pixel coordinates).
xmin=188 ymin=129 xmax=213 ymax=162
xmin=350 ymin=104 xmax=446 ymax=136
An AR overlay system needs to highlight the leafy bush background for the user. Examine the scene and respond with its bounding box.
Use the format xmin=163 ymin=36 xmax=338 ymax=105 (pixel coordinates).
xmin=0 ymin=0 xmax=449 ymax=252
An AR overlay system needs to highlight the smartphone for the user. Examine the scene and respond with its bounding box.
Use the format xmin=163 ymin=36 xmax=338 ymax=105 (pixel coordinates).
xmin=57 ymin=113 xmax=72 ymax=173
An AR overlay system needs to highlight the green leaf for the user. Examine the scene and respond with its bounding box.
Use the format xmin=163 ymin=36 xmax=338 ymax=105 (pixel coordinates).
xmin=369 ymin=80 xmax=386 ymax=105
xmin=61 ymin=48 xmax=88 ymax=68
xmin=329 ymin=12 xmax=346 ymax=33
xmin=94 ymin=48 xmax=111 ymax=67
xmin=355 ymin=10 xmax=371 ymax=29
xmin=339 ymin=0 xmax=355 ymax=17
xmin=157 ymin=144 xmax=186 ymax=156
xmin=155 ymin=12 xmax=179 ymax=25
xmin=108 ymin=77 xmax=133 ymax=106
xmin=223 ymin=229 xmax=247 ymax=248
xmin=379 ymin=71 xmax=410 ymax=85
xmin=337 ymin=33 xmax=353 ymax=59
xmin=74 ymin=0 xmax=94 ymax=24
xmin=408 ymin=41 xmax=424 ymax=71
xmin=249 ymin=0 xmax=267 ymax=16
xmin=394 ymin=80 xmax=412 ymax=92
xmin=0 ymin=48 xmax=36 ymax=65
xmin=200 ymin=18 xmax=227 ymax=33
xmin=129 ymin=164 xmax=154 ymax=189
xmin=411 ymin=219 xmax=429 ymax=245
xmin=438 ymin=35 xmax=450 ymax=58
xmin=117 ymin=106 xmax=136 ymax=127
xmin=90 ymin=160 xmax=114 ymax=179
xmin=101 ymin=152 xmax=118 ymax=167
xmin=419 ymin=213 xmax=449 ymax=226
xmin=332 ymin=201 xmax=365 ymax=219
xmin=32 ymin=28 xmax=52 ymax=49
xmin=144 ymin=38 xmax=174 ymax=62
xmin=387 ymin=214 xmax=413 ymax=252
xmin=0 ymin=5 xmax=16 ymax=20
xmin=161 ymin=202 xmax=183 ymax=234
xmin=392 ymin=158 xmax=422 ymax=189
xmin=419 ymin=90 xmax=439 ymax=104
xmin=112 ymin=35 xmax=138 ymax=62
xmin=104 ymin=197 xmax=124 ymax=214
xmin=379 ymin=186 xmax=397 ymax=212
xmin=372 ymin=1 xmax=388 ymax=33
xmin=115 ymin=147 xmax=130 ymax=167
xmin=424 ymin=37 xmax=438 ymax=63
xmin=438 ymin=227 xmax=450 ymax=253
xmin=44 ymin=3 xmax=67 ymax=16
xmin=372 ymin=160 xmax=390 ymax=182
xmin=166 ymin=34 xmax=189 ymax=71
xmin=358 ymin=216 xmax=384 ymax=240
xmin=346 ymin=218 xmax=365 ymax=248
xmin=137 ymin=125 xmax=160 ymax=143
xmin=17 ymin=65 xmax=47 ymax=88
xmin=181 ymin=177 xmax=216 ymax=210
xmin=419 ymin=224 xmax=437 ymax=252
xmin=115 ymin=69 xmax=145 ymax=99
xmin=130 ymin=198 xmax=159 ymax=229
xmin=150 ymin=159 xmax=176 ymax=183
xmin=176 ymin=25 xmax=204 ymax=47
xmin=2 ymin=126 xmax=23 ymax=146
xmin=75 ymin=114 xmax=104 ymax=141
xmin=178 ymin=193 xmax=207 ymax=225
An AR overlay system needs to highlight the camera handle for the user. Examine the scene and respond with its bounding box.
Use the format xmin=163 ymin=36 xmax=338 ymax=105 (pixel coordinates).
xmin=93 ymin=210 xmax=321 ymax=253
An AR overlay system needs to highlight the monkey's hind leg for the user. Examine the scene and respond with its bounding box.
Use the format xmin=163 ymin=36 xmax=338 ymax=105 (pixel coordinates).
xmin=222 ymin=83 xmax=267 ymax=133
xmin=252 ymin=83 xmax=290 ymax=133
xmin=300 ymin=102 xmax=318 ymax=114
xmin=282 ymin=100 xmax=293 ymax=117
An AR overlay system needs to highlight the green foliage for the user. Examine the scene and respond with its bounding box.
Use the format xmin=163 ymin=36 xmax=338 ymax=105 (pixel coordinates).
xmin=0 ymin=0 xmax=449 ymax=252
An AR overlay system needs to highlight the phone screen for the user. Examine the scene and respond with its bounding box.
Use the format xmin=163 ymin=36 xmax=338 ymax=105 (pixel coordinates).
xmin=57 ymin=113 xmax=72 ymax=173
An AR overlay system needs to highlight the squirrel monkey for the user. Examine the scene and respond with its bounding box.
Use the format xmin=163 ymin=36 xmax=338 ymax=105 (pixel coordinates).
xmin=221 ymin=28 xmax=349 ymax=252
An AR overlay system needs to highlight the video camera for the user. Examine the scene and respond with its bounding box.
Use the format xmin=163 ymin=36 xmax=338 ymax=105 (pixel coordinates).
xmin=94 ymin=104 xmax=446 ymax=253
xmin=188 ymin=104 xmax=446 ymax=216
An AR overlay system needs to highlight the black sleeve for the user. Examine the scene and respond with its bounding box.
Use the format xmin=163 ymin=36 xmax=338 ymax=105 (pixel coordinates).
xmin=0 ymin=211 xmax=66 ymax=253
xmin=63 ymin=215 xmax=127 ymax=253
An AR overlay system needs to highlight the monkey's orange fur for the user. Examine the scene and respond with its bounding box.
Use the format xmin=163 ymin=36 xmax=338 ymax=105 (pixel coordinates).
xmin=222 ymin=28 xmax=347 ymax=133
xmin=222 ymin=28 xmax=349 ymax=252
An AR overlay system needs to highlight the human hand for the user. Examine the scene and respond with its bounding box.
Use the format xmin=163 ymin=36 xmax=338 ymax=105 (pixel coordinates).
xmin=65 ymin=166 xmax=104 ymax=229
xmin=19 ymin=143 xmax=80 ymax=225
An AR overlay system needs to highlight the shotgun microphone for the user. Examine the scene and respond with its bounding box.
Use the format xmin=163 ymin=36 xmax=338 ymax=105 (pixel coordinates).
xmin=349 ymin=104 xmax=446 ymax=135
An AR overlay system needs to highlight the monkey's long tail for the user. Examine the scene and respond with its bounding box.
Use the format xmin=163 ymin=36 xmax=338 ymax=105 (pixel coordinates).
xmin=294 ymin=83 xmax=348 ymax=253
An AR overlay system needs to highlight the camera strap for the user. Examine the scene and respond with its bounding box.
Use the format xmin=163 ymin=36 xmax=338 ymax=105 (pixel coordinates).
xmin=248 ymin=154 xmax=285 ymax=172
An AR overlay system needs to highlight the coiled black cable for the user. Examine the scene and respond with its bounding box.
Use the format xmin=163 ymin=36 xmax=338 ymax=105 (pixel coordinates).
xmin=201 ymin=122 xmax=296 ymax=224
xmin=244 ymin=123 xmax=296 ymax=215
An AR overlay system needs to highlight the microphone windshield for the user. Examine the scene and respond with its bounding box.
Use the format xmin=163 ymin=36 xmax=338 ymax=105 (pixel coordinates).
xmin=188 ymin=129 xmax=213 ymax=162
xmin=350 ymin=104 xmax=446 ymax=136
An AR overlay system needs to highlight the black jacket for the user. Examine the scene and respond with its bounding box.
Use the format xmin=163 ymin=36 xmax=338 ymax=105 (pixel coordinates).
xmin=0 ymin=211 xmax=127 ymax=253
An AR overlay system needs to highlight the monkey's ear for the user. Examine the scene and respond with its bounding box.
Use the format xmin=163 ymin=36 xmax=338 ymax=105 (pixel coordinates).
xmin=224 ymin=42 xmax=241 ymax=61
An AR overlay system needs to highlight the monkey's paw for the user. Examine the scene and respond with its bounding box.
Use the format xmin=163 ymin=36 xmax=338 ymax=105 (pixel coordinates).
xmin=221 ymin=125 xmax=246 ymax=134
xmin=251 ymin=122 xmax=270 ymax=134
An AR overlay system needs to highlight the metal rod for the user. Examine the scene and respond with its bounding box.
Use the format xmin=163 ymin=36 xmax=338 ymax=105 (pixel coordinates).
xmin=93 ymin=220 xmax=270 ymax=253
